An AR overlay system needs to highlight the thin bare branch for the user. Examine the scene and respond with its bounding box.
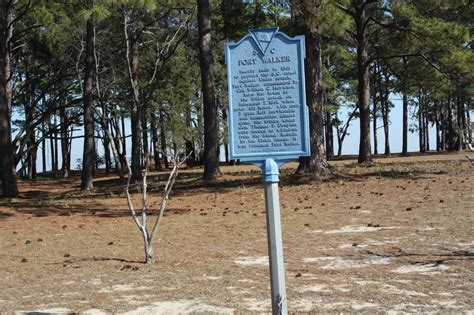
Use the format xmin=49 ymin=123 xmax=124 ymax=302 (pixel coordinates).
xmin=149 ymin=152 xmax=191 ymax=243
xmin=125 ymin=157 xmax=144 ymax=230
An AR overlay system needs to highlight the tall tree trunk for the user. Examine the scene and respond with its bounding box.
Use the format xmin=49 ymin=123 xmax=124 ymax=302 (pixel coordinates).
xmin=104 ymin=113 xmax=124 ymax=181
xmin=60 ymin=106 xmax=69 ymax=178
xmin=425 ymin=104 xmax=430 ymax=151
xmin=150 ymin=112 xmax=161 ymax=171
xmin=81 ymin=18 xmax=96 ymax=190
xmin=127 ymin=15 xmax=142 ymax=180
xmin=466 ymin=108 xmax=471 ymax=144
xmin=221 ymin=107 xmax=229 ymax=164
xmin=447 ymin=96 xmax=455 ymax=151
xmin=354 ymin=0 xmax=372 ymax=164
xmin=0 ymin=4 xmax=18 ymax=196
xmin=159 ymin=109 xmax=169 ymax=169
xmin=418 ymin=92 xmax=425 ymax=153
xmin=371 ymin=64 xmax=378 ymax=156
xmin=121 ymin=111 xmax=127 ymax=160
xmin=197 ymin=0 xmax=221 ymax=180
xmin=402 ymin=92 xmax=409 ymax=155
xmin=297 ymin=8 xmax=328 ymax=174
xmin=381 ymin=87 xmax=390 ymax=156
xmin=325 ymin=110 xmax=334 ymax=159
xmin=53 ymin=113 xmax=59 ymax=173
xmin=372 ymin=90 xmax=378 ymax=155
xmin=435 ymin=103 xmax=441 ymax=152
xmin=104 ymin=133 xmax=111 ymax=176
xmin=440 ymin=106 xmax=446 ymax=151
xmin=25 ymin=70 xmax=37 ymax=179
xmin=461 ymin=99 xmax=467 ymax=148
xmin=185 ymin=104 xmax=196 ymax=167
xmin=42 ymin=123 xmax=47 ymax=172
xmin=49 ymin=120 xmax=55 ymax=173
xmin=456 ymin=96 xmax=463 ymax=151
xmin=141 ymin=108 xmax=149 ymax=164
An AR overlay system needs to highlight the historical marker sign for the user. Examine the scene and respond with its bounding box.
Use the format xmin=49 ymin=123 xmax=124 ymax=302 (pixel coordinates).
xmin=226 ymin=29 xmax=309 ymax=315
xmin=226 ymin=28 xmax=310 ymax=163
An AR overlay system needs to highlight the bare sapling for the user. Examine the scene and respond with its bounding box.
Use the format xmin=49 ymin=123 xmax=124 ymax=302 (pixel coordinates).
xmin=125 ymin=153 xmax=188 ymax=264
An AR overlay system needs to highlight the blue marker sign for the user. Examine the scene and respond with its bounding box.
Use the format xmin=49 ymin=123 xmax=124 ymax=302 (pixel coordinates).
xmin=226 ymin=28 xmax=310 ymax=314
xmin=226 ymin=28 xmax=310 ymax=163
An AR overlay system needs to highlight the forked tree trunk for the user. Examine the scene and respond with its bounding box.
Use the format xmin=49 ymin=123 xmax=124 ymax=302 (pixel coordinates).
xmin=197 ymin=0 xmax=221 ymax=180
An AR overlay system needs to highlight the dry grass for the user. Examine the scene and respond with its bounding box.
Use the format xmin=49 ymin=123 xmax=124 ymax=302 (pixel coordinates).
xmin=0 ymin=152 xmax=473 ymax=313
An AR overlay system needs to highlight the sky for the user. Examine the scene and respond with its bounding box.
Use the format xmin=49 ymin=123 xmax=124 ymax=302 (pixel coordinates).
xmin=22 ymin=92 xmax=471 ymax=173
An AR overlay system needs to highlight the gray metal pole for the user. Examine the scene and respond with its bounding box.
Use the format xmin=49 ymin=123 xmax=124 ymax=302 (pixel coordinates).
xmin=262 ymin=158 xmax=288 ymax=315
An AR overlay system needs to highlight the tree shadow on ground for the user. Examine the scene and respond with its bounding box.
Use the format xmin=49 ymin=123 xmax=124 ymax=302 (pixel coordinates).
xmin=7 ymin=159 xmax=463 ymax=219
xmin=46 ymin=256 xmax=145 ymax=266
xmin=364 ymin=248 xmax=474 ymax=263
xmin=0 ymin=210 xmax=13 ymax=220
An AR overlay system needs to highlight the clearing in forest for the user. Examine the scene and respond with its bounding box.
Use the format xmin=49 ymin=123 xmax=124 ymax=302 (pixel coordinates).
xmin=0 ymin=153 xmax=473 ymax=314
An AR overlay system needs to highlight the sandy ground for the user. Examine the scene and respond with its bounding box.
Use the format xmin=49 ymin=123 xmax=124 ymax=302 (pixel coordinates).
xmin=0 ymin=152 xmax=473 ymax=314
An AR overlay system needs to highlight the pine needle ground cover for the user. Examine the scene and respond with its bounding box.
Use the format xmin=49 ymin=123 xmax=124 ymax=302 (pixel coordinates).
xmin=0 ymin=153 xmax=472 ymax=313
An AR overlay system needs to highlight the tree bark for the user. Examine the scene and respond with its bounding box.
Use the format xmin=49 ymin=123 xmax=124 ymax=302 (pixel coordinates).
xmin=185 ymin=105 xmax=196 ymax=168
xmin=371 ymin=64 xmax=378 ymax=156
xmin=150 ymin=112 xmax=162 ymax=171
xmin=197 ymin=0 xmax=221 ymax=180
xmin=435 ymin=104 xmax=441 ymax=152
xmin=466 ymin=108 xmax=471 ymax=144
xmin=425 ymin=103 xmax=430 ymax=151
xmin=447 ymin=96 xmax=455 ymax=150
xmin=49 ymin=119 xmax=55 ymax=173
xmin=440 ymin=105 xmax=446 ymax=151
xmin=296 ymin=11 xmax=328 ymax=175
xmin=159 ymin=109 xmax=169 ymax=169
xmin=141 ymin=108 xmax=149 ymax=166
xmin=126 ymin=13 xmax=143 ymax=180
xmin=25 ymin=70 xmax=37 ymax=179
xmin=0 ymin=4 xmax=18 ymax=197
xmin=42 ymin=123 xmax=46 ymax=172
xmin=325 ymin=110 xmax=334 ymax=159
xmin=353 ymin=0 xmax=372 ymax=164
xmin=60 ymin=105 xmax=69 ymax=178
xmin=381 ymin=86 xmax=390 ymax=156
xmin=53 ymin=113 xmax=58 ymax=173
xmin=402 ymin=92 xmax=409 ymax=155
xmin=121 ymin=111 xmax=127 ymax=161
xmin=81 ymin=18 xmax=96 ymax=190
xmin=418 ymin=91 xmax=425 ymax=153
xmin=456 ymin=95 xmax=463 ymax=151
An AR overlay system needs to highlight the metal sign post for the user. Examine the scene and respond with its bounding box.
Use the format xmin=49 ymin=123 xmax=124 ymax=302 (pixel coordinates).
xmin=262 ymin=158 xmax=287 ymax=314
xmin=225 ymin=28 xmax=309 ymax=315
